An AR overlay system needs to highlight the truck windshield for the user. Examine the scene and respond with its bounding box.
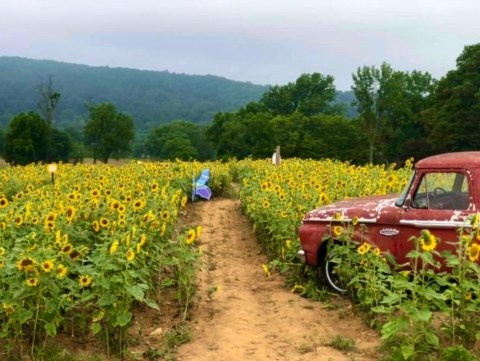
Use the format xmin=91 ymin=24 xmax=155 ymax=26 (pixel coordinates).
xmin=395 ymin=172 xmax=415 ymax=207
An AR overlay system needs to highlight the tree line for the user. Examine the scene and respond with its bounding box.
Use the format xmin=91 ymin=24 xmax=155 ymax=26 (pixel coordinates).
xmin=207 ymin=43 xmax=480 ymax=164
xmin=0 ymin=43 xmax=479 ymax=165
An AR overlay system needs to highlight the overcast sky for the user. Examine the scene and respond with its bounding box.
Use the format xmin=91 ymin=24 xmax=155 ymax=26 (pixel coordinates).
xmin=1 ymin=0 xmax=478 ymax=90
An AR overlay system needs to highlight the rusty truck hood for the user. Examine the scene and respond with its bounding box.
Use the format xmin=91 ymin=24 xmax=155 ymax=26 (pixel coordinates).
xmin=303 ymin=194 xmax=399 ymax=223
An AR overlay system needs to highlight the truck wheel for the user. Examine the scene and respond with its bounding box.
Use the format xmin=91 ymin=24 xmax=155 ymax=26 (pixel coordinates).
xmin=321 ymin=251 xmax=347 ymax=294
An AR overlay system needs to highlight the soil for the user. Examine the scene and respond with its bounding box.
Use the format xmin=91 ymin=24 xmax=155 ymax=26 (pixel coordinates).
xmin=174 ymin=197 xmax=381 ymax=361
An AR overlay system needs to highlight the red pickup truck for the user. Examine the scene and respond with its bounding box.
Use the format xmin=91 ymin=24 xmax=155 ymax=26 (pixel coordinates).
xmin=298 ymin=152 xmax=479 ymax=292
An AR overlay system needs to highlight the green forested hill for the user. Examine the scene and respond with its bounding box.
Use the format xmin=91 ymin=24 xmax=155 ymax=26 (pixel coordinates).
xmin=0 ymin=56 xmax=269 ymax=132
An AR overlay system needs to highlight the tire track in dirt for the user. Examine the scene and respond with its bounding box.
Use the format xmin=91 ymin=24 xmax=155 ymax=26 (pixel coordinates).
xmin=176 ymin=198 xmax=380 ymax=361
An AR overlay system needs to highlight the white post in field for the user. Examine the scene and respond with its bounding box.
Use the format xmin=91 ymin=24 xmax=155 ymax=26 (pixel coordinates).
xmin=272 ymin=145 xmax=281 ymax=166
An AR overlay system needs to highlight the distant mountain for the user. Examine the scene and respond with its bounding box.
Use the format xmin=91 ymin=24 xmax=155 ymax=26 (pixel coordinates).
xmin=0 ymin=56 xmax=269 ymax=133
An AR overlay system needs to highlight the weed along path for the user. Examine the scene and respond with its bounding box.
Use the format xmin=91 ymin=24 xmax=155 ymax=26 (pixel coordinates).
xmin=176 ymin=198 xmax=381 ymax=361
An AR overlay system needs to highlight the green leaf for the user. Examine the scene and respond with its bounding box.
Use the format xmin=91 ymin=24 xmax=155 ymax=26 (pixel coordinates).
xmin=411 ymin=308 xmax=432 ymax=322
xmin=117 ymin=310 xmax=132 ymax=327
xmin=44 ymin=322 xmax=57 ymax=337
xmin=91 ymin=322 xmax=102 ymax=335
xmin=96 ymin=277 xmax=111 ymax=290
xmin=420 ymin=287 xmax=447 ymax=301
xmin=126 ymin=284 xmax=145 ymax=301
xmin=381 ymin=318 xmax=408 ymax=340
xmin=425 ymin=332 xmax=439 ymax=346
xmin=92 ymin=310 xmax=105 ymax=322
xmin=12 ymin=309 xmax=34 ymax=324
xmin=144 ymin=298 xmax=160 ymax=310
xmin=381 ymin=293 xmax=403 ymax=305
xmin=161 ymin=277 xmax=176 ymax=288
xmin=97 ymin=293 xmax=117 ymax=307
xmin=401 ymin=345 xmax=415 ymax=360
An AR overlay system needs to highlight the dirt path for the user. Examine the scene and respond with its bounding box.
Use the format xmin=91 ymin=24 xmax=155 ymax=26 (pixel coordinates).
xmin=176 ymin=198 xmax=381 ymax=361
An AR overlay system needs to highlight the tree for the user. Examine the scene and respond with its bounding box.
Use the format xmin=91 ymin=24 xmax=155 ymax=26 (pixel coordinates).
xmin=48 ymin=128 xmax=72 ymax=163
xmin=161 ymin=134 xmax=199 ymax=160
xmin=352 ymin=63 xmax=436 ymax=163
xmin=260 ymin=73 xmax=339 ymax=116
xmin=3 ymin=111 xmax=50 ymax=165
xmin=83 ymin=103 xmax=135 ymax=163
xmin=352 ymin=63 xmax=393 ymax=163
xmin=37 ymin=76 xmax=61 ymax=125
xmin=424 ymin=43 xmax=480 ymax=153
xmin=146 ymin=120 xmax=214 ymax=161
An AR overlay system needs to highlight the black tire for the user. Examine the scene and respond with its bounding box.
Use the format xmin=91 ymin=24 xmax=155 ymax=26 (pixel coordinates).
xmin=320 ymin=251 xmax=347 ymax=294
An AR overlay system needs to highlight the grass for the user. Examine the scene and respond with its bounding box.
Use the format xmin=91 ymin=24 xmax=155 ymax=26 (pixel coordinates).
xmin=327 ymin=335 xmax=356 ymax=352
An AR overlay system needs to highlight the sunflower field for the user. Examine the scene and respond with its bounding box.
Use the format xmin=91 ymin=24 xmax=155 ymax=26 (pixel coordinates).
xmin=4 ymin=156 xmax=479 ymax=361
xmin=233 ymin=158 xmax=480 ymax=361
xmin=233 ymin=157 xmax=412 ymax=275
xmin=0 ymin=160 xmax=231 ymax=359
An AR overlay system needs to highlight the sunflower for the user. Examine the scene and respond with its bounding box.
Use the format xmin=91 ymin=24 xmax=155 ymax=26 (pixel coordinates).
xmin=420 ymin=230 xmax=438 ymax=252
xmin=45 ymin=212 xmax=57 ymax=222
xmin=14 ymin=214 xmax=23 ymax=226
xmin=151 ymin=182 xmax=159 ymax=192
xmin=41 ymin=259 xmax=55 ymax=273
xmin=91 ymin=189 xmax=100 ymax=198
xmin=261 ymin=182 xmax=270 ymax=191
xmin=0 ymin=222 xmax=6 ymax=230
xmin=262 ymin=200 xmax=270 ymax=209
xmin=44 ymin=220 xmax=55 ymax=233
xmin=16 ymin=257 xmax=36 ymax=272
xmin=161 ymin=222 xmax=167 ymax=236
xmin=26 ymin=277 xmax=39 ymax=287
xmin=109 ymin=240 xmax=119 ymax=255
xmin=70 ymin=250 xmax=81 ymax=261
xmin=66 ymin=206 xmax=76 ymax=223
xmin=117 ymin=204 xmax=126 ymax=214
xmin=139 ymin=234 xmax=147 ymax=247
xmin=351 ymin=216 xmax=359 ymax=226
xmin=56 ymin=264 xmax=68 ymax=279
xmin=92 ymin=220 xmax=100 ymax=232
xmin=60 ymin=243 xmax=74 ymax=255
xmin=185 ymin=229 xmax=196 ymax=245
xmin=0 ymin=197 xmax=9 ymax=208
xmin=332 ymin=225 xmax=343 ymax=237
xmin=79 ymin=275 xmax=92 ymax=288
xmin=373 ymin=248 xmax=381 ymax=256
xmin=108 ymin=201 xmax=119 ymax=212
xmin=126 ymin=249 xmax=136 ymax=262
xmin=55 ymin=230 xmax=62 ymax=244
xmin=468 ymin=243 xmax=480 ymax=262
xmin=133 ymin=199 xmax=145 ymax=211
xmin=181 ymin=196 xmax=188 ymax=207
xmin=196 ymin=226 xmax=202 ymax=238
xmin=99 ymin=217 xmax=109 ymax=228
xmin=357 ymin=242 xmax=372 ymax=255
xmin=161 ymin=211 xmax=170 ymax=222
xmin=2 ymin=304 xmax=14 ymax=315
